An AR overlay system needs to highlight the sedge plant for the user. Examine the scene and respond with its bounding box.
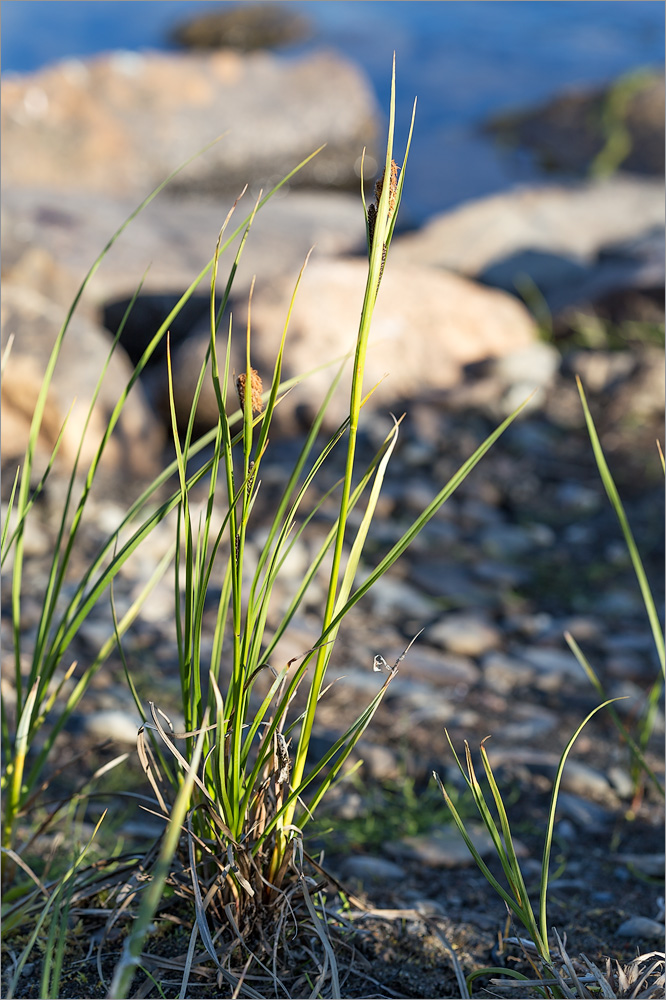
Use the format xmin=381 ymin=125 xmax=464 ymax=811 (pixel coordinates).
xmin=3 ymin=59 xmax=534 ymax=996
xmin=434 ymin=697 xmax=621 ymax=997
xmin=111 ymin=59 xmax=534 ymax=993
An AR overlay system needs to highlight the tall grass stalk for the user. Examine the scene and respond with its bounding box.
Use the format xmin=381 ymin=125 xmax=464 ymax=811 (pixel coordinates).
xmin=576 ymin=378 xmax=663 ymax=677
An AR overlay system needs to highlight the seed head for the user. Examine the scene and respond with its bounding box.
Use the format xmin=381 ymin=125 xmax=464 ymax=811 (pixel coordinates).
xmin=236 ymin=368 xmax=263 ymax=415
xmin=373 ymin=159 xmax=399 ymax=219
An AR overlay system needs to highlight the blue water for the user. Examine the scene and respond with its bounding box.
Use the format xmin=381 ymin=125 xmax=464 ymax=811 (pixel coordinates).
xmin=2 ymin=1 xmax=663 ymax=223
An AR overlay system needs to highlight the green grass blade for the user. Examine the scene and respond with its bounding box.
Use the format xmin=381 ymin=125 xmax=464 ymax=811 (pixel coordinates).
xmin=321 ymin=395 xmax=532 ymax=641
xmin=386 ymin=95 xmax=417 ymax=248
xmin=289 ymin=58 xmax=405 ymax=807
xmin=8 ymin=140 xmax=225 ymax=711
xmin=479 ymin=743 xmax=544 ymax=953
xmin=9 ymin=143 xmax=328 ymax=734
xmin=538 ymin=697 xmax=625 ymax=951
xmin=29 ymin=279 xmax=147 ymax=693
xmin=334 ymin=415 xmax=401 ymax=616
xmin=565 ymin=631 xmax=664 ymax=798
xmin=577 ymin=376 xmax=664 ymax=676
xmin=432 ymin=771 xmax=521 ymax=917
xmin=3 ymin=680 xmax=39 ymax=850
xmin=22 ymin=545 xmax=174 ymax=795
xmin=5 ymin=810 xmax=106 ymax=999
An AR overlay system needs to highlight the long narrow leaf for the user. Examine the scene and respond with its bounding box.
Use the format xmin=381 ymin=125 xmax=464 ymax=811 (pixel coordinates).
xmin=577 ymin=376 xmax=664 ymax=676
xmin=565 ymin=631 xmax=664 ymax=798
xmin=538 ymin=697 xmax=627 ymax=950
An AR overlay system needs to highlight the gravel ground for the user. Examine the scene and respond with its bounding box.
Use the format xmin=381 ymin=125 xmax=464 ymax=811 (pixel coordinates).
xmin=2 ymin=335 xmax=664 ymax=998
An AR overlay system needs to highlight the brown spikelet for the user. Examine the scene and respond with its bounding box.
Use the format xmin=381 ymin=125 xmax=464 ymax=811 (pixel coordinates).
xmin=369 ymin=160 xmax=400 ymax=281
xmin=373 ymin=159 xmax=399 ymax=218
xmin=236 ymin=368 xmax=263 ymax=415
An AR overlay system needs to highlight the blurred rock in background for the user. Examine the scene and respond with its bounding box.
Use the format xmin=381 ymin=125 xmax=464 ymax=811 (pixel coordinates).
xmin=1 ymin=49 xmax=377 ymax=198
xmin=170 ymin=2 xmax=311 ymax=52
xmin=486 ymin=70 xmax=665 ymax=178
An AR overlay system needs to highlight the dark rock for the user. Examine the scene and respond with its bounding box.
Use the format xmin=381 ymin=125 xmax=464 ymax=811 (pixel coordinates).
xmin=388 ymin=824 xmax=501 ymax=868
xmin=614 ymin=853 xmax=665 ymax=878
xmin=171 ymin=3 xmax=311 ymax=52
xmin=480 ymin=249 xmax=588 ymax=298
xmin=382 ymin=644 xmax=481 ymax=687
xmin=485 ymin=70 xmax=665 ymax=177
xmin=408 ymin=561 xmax=496 ymax=609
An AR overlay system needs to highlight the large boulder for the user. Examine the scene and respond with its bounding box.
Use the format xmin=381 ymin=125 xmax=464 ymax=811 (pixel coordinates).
xmin=1 ymin=186 xmax=366 ymax=307
xmin=166 ymin=256 xmax=539 ymax=432
xmin=390 ymin=176 xmax=664 ymax=278
xmin=390 ymin=176 xmax=664 ymax=313
xmin=1 ymin=282 xmax=164 ymax=478
xmin=1 ymin=49 xmax=379 ymax=199
xmin=170 ymin=3 xmax=311 ymax=51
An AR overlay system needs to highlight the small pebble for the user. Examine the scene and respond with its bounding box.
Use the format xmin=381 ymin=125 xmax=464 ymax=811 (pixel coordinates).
xmin=615 ymin=916 xmax=665 ymax=941
xmin=428 ymin=613 xmax=501 ymax=657
xmin=408 ymin=562 xmax=493 ymax=608
xmin=387 ymin=645 xmax=480 ymax=686
xmin=559 ymin=760 xmax=616 ymax=802
xmin=492 ymin=342 xmax=561 ymax=388
xmin=482 ymin=652 xmax=534 ymax=693
xmin=340 ymin=855 xmax=406 ymax=883
xmin=555 ymin=482 xmax=601 ymax=513
xmin=556 ymin=792 xmax=614 ymax=832
xmin=614 ymin=853 xmax=665 ymax=878
xmin=82 ymin=709 xmax=143 ymax=745
xmin=480 ymin=524 xmax=534 ymax=559
xmin=388 ymin=824 xmax=500 ymax=868
xmin=362 ymin=573 xmax=436 ymax=618
xmin=493 ymin=703 xmax=558 ymax=742
xmin=514 ymin=645 xmax=587 ymax=688
xmin=607 ymin=765 xmax=635 ymax=800
xmin=354 ymin=741 xmax=399 ymax=780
